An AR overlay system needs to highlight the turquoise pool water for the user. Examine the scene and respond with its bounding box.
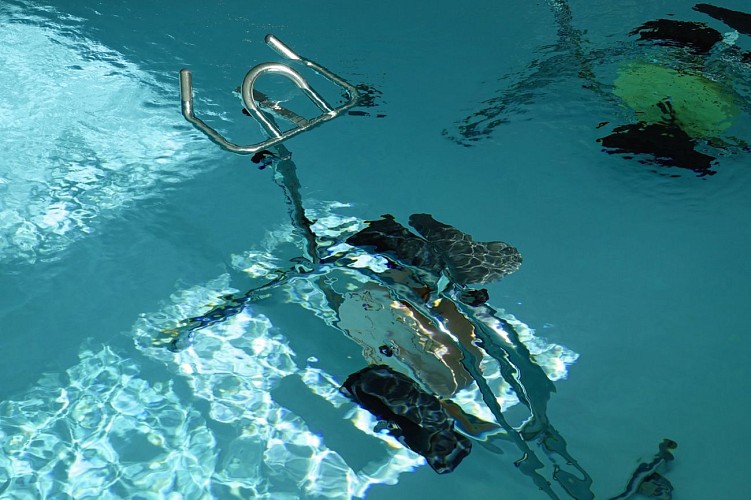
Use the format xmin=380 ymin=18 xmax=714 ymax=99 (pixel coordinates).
xmin=1 ymin=0 xmax=750 ymax=498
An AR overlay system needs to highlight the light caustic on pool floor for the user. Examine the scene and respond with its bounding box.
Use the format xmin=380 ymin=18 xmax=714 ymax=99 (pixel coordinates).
xmin=0 ymin=205 xmax=578 ymax=499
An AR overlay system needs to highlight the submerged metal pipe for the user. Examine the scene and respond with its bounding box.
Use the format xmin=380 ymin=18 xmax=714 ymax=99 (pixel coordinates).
xmin=240 ymin=62 xmax=335 ymax=139
xmin=265 ymin=34 xmax=360 ymax=100
xmin=179 ymin=68 xmax=253 ymax=152
xmin=179 ymin=35 xmax=359 ymax=155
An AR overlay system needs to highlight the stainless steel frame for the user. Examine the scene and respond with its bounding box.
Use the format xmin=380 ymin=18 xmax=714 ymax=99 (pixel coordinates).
xmin=179 ymin=34 xmax=359 ymax=154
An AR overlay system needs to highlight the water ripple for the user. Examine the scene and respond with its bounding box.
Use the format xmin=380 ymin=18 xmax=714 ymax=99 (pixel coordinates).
xmin=0 ymin=5 xmax=211 ymax=265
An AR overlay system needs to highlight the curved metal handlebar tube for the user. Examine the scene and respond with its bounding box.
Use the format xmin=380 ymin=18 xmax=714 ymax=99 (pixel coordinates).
xmin=240 ymin=63 xmax=335 ymax=139
xmin=180 ymin=68 xmax=253 ymax=152
xmin=265 ymin=34 xmax=360 ymax=103
xmin=179 ymin=35 xmax=360 ymax=155
xmin=265 ymin=34 xmax=302 ymax=61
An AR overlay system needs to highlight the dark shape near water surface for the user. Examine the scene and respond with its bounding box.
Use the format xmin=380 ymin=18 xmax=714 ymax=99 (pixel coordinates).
xmin=346 ymin=83 xmax=387 ymax=118
xmin=610 ymin=438 xmax=678 ymax=500
xmin=346 ymin=214 xmax=444 ymax=275
xmin=457 ymin=288 xmax=490 ymax=306
xmin=409 ymin=213 xmax=522 ymax=285
xmin=378 ymin=344 xmax=394 ymax=357
xmin=340 ymin=365 xmax=472 ymax=474
xmin=250 ymin=149 xmax=277 ymax=170
xmin=630 ymin=19 xmax=722 ymax=53
xmin=346 ymin=214 xmax=522 ymax=286
xmin=693 ymin=3 xmax=751 ymax=35
xmin=598 ymin=122 xmax=717 ymax=175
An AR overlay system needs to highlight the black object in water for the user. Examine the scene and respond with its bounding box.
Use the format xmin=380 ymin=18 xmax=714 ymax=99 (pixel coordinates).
xmin=629 ymin=19 xmax=722 ymax=53
xmin=347 ymin=83 xmax=387 ymax=118
xmin=458 ymin=288 xmax=490 ymax=306
xmin=610 ymin=438 xmax=677 ymax=500
xmin=598 ymin=122 xmax=717 ymax=175
xmin=250 ymin=149 xmax=277 ymax=170
xmin=409 ymin=213 xmax=523 ymax=285
xmin=340 ymin=365 xmax=472 ymax=474
xmin=345 ymin=213 xmax=522 ymax=286
xmin=694 ymin=3 xmax=751 ymax=35
xmin=345 ymin=214 xmax=443 ymax=277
